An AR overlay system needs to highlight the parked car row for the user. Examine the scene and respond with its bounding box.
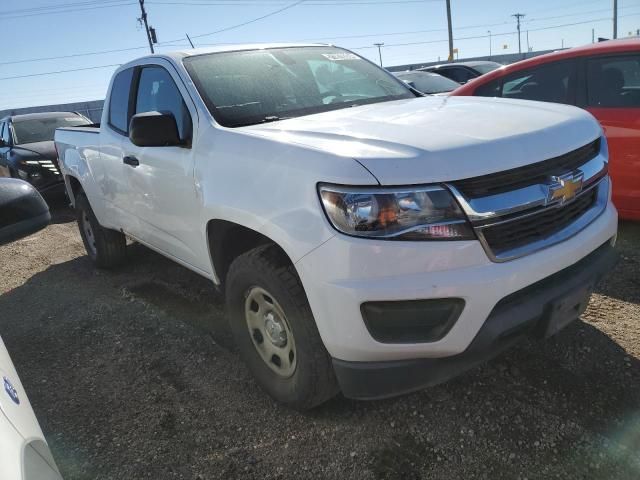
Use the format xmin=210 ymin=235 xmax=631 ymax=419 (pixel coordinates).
xmin=421 ymin=60 xmax=503 ymax=84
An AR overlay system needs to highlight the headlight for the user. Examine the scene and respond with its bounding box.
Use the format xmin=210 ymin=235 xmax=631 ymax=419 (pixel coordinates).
xmin=318 ymin=184 xmax=475 ymax=240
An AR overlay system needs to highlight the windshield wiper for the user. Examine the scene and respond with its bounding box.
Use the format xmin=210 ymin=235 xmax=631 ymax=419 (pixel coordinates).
xmin=230 ymin=115 xmax=293 ymax=128
xmin=262 ymin=115 xmax=287 ymax=123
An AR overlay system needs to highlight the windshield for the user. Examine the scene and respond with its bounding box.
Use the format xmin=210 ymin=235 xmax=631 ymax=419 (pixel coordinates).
xmin=472 ymin=62 xmax=502 ymax=75
xmin=183 ymin=46 xmax=415 ymax=127
xmin=395 ymin=72 xmax=460 ymax=94
xmin=13 ymin=115 xmax=90 ymax=144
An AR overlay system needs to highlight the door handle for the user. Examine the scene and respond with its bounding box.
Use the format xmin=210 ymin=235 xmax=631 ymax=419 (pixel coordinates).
xmin=123 ymin=155 xmax=139 ymax=167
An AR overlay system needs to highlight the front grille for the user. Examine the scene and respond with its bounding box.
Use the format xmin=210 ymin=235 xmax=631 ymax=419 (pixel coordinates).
xmin=481 ymin=188 xmax=598 ymax=254
xmin=453 ymin=139 xmax=600 ymax=198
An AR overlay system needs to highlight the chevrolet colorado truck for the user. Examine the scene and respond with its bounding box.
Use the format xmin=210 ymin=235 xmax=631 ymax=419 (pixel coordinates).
xmin=55 ymin=44 xmax=618 ymax=409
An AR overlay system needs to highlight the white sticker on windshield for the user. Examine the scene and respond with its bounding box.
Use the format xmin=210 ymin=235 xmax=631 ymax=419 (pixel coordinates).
xmin=322 ymin=53 xmax=359 ymax=61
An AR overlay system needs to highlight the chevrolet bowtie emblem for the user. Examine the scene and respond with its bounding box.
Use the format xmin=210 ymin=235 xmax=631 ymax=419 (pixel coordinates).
xmin=547 ymin=172 xmax=584 ymax=205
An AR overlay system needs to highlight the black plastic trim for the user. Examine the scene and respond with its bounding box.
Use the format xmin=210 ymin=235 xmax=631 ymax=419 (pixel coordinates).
xmin=361 ymin=298 xmax=465 ymax=344
xmin=332 ymin=241 xmax=618 ymax=400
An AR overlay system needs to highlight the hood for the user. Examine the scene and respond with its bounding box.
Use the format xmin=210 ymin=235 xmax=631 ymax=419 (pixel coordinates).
xmin=12 ymin=141 xmax=57 ymax=160
xmin=243 ymin=96 xmax=601 ymax=185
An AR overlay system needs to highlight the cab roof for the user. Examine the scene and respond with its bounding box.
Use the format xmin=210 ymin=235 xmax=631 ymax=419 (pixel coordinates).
xmin=121 ymin=42 xmax=331 ymax=68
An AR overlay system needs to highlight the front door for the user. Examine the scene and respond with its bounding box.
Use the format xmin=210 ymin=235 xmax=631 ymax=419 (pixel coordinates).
xmin=584 ymin=53 xmax=640 ymax=219
xmin=121 ymin=62 xmax=206 ymax=272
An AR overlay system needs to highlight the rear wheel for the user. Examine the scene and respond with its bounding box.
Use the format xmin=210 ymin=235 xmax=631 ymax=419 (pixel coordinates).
xmin=75 ymin=192 xmax=126 ymax=268
xmin=225 ymin=244 xmax=338 ymax=409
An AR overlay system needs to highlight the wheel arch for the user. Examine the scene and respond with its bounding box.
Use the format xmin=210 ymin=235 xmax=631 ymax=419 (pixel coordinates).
xmin=206 ymin=219 xmax=294 ymax=287
xmin=65 ymin=174 xmax=83 ymax=205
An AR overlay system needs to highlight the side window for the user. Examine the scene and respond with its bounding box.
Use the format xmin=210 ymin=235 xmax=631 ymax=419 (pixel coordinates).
xmin=442 ymin=67 xmax=474 ymax=84
xmin=108 ymin=68 xmax=134 ymax=134
xmin=135 ymin=66 xmax=192 ymax=141
xmin=499 ymin=61 xmax=574 ymax=105
xmin=587 ymin=54 xmax=640 ymax=108
xmin=475 ymin=80 xmax=501 ymax=97
xmin=1 ymin=122 xmax=10 ymax=144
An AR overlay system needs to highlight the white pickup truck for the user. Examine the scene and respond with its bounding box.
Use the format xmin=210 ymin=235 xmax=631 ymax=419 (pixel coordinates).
xmin=55 ymin=43 xmax=618 ymax=409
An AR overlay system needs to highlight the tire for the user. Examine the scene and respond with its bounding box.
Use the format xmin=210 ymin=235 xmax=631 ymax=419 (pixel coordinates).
xmin=75 ymin=192 xmax=127 ymax=268
xmin=225 ymin=244 xmax=338 ymax=409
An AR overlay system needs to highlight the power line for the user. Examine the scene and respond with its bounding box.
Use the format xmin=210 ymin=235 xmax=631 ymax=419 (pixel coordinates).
xmin=347 ymin=13 xmax=640 ymax=50
xmin=0 ymin=64 xmax=121 ymax=82
xmin=0 ymin=46 xmax=149 ymax=66
xmin=4 ymin=2 xmax=638 ymax=65
xmin=1 ymin=2 xmax=137 ymax=20
xmin=2 ymin=12 xmax=638 ymax=80
xmin=163 ymin=0 xmax=306 ymax=42
xmin=1 ymin=0 xmax=129 ymax=15
xmin=149 ymin=0 xmax=441 ymax=4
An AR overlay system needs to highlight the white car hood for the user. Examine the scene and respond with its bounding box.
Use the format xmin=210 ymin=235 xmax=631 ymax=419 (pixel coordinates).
xmin=244 ymin=96 xmax=602 ymax=185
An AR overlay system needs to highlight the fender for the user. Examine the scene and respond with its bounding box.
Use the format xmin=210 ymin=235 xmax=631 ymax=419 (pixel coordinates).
xmin=58 ymin=141 xmax=111 ymax=228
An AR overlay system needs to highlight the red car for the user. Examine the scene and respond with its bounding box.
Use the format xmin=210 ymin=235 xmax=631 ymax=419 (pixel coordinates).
xmin=452 ymin=39 xmax=640 ymax=220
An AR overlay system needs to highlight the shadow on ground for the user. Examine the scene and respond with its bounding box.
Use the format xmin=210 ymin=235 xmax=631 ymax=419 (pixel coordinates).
xmin=0 ymin=219 xmax=638 ymax=479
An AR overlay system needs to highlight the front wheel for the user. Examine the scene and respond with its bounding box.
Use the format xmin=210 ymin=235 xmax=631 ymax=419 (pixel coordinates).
xmin=225 ymin=244 xmax=338 ymax=409
xmin=75 ymin=192 xmax=127 ymax=268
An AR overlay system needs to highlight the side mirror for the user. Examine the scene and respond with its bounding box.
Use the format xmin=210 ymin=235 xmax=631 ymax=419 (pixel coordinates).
xmin=129 ymin=111 xmax=182 ymax=147
xmin=0 ymin=178 xmax=50 ymax=246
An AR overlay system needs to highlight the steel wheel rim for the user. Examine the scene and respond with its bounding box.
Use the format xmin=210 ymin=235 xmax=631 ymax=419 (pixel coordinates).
xmin=244 ymin=286 xmax=297 ymax=378
xmin=81 ymin=211 xmax=97 ymax=257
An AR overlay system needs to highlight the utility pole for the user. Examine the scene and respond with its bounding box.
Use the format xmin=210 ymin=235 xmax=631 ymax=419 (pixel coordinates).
xmin=526 ymin=30 xmax=530 ymax=54
xmin=488 ymin=30 xmax=492 ymax=58
xmin=138 ymin=0 xmax=154 ymax=54
xmin=512 ymin=13 xmax=525 ymax=55
xmin=374 ymin=43 xmax=384 ymax=67
xmin=592 ymin=28 xmax=595 ymax=43
xmin=613 ymin=0 xmax=618 ymax=39
xmin=446 ymin=0 xmax=454 ymax=61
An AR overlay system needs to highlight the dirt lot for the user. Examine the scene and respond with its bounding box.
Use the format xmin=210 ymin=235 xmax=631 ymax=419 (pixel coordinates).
xmin=1 ymin=203 xmax=639 ymax=480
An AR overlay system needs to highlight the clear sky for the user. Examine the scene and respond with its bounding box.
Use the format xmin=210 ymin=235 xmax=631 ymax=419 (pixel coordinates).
xmin=1 ymin=0 xmax=639 ymax=110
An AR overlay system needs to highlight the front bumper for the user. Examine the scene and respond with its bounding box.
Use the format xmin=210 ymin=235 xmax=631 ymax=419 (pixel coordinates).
xmin=332 ymin=241 xmax=618 ymax=399
xmin=295 ymin=201 xmax=618 ymax=363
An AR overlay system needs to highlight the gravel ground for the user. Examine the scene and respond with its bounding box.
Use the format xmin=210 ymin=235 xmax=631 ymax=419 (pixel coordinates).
xmin=1 ymin=203 xmax=639 ymax=480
